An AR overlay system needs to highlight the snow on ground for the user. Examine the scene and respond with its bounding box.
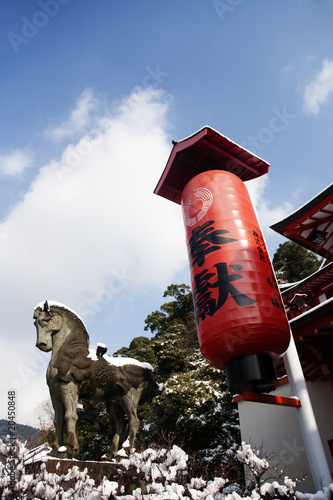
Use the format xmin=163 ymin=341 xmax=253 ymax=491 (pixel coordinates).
xmin=1 ymin=438 xmax=332 ymax=499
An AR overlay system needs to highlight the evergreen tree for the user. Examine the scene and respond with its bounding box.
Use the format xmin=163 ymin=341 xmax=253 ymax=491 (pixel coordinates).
xmin=144 ymin=283 xmax=194 ymax=337
xmin=138 ymin=342 xmax=239 ymax=454
xmin=272 ymin=241 xmax=322 ymax=283
xmin=115 ymin=336 xmax=157 ymax=366
xmin=76 ymin=401 xmax=114 ymax=461
xmin=121 ymin=284 xmax=240 ymax=455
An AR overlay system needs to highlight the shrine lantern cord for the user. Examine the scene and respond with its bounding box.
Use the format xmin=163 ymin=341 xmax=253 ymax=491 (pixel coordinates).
xmin=154 ymin=126 xmax=290 ymax=394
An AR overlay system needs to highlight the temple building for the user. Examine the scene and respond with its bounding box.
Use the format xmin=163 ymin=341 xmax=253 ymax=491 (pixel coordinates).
xmin=236 ymin=183 xmax=333 ymax=492
xmin=153 ymin=126 xmax=332 ymax=492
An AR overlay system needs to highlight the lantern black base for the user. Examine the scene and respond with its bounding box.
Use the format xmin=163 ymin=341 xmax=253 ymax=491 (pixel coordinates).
xmin=225 ymin=354 xmax=277 ymax=394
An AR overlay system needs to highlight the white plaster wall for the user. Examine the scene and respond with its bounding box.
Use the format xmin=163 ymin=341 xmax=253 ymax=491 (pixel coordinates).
xmin=306 ymin=380 xmax=333 ymax=475
xmin=237 ymin=380 xmax=333 ymax=493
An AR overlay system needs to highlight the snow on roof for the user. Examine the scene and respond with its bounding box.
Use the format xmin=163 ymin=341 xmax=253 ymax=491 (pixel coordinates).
xmin=88 ymin=348 xmax=154 ymax=371
xmin=289 ymin=293 xmax=308 ymax=304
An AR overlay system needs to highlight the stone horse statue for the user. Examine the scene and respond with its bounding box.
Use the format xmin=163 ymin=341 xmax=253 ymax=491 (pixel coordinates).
xmin=34 ymin=300 xmax=162 ymax=459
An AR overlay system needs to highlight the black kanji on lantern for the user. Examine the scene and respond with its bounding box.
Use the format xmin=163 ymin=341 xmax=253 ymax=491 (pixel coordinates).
xmin=188 ymin=220 xmax=237 ymax=268
xmin=252 ymin=229 xmax=269 ymax=264
xmin=193 ymin=262 xmax=257 ymax=323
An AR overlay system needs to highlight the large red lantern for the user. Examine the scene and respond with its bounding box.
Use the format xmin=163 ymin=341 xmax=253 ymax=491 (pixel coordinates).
xmin=154 ymin=127 xmax=290 ymax=393
xmin=181 ymin=170 xmax=290 ymax=392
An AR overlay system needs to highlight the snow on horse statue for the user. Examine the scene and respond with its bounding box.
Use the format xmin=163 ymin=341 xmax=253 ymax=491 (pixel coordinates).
xmin=34 ymin=300 xmax=163 ymax=459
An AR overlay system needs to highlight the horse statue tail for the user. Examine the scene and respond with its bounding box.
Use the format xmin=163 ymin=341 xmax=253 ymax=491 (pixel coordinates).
xmin=145 ymin=366 xmax=164 ymax=396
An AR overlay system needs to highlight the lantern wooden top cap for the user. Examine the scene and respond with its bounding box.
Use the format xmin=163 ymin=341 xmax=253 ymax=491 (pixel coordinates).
xmin=154 ymin=126 xmax=270 ymax=204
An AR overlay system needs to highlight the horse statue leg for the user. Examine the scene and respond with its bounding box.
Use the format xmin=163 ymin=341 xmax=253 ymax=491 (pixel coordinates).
xmin=58 ymin=381 xmax=79 ymax=457
xmin=104 ymin=401 xmax=128 ymax=459
xmin=49 ymin=383 xmax=65 ymax=454
xmin=118 ymin=385 xmax=144 ymax=450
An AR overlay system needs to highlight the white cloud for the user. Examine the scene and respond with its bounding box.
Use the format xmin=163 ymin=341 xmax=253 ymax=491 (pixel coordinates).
xmin=0 ymin=87 xmax=187 ymax=426
xmin=0 ymin=149 xmax=34 ymax=176
xmin=246 ymin=176 xmax=293 ymax=236
xmin=43 ymin=88 xmax=98 ymax=142
xmin=303 ymin=58 xmax=333 ymax=115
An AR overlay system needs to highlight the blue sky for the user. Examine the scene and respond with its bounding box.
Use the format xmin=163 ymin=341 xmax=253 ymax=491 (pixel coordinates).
xmin=1 ymin=0 xmax=333 ymax=426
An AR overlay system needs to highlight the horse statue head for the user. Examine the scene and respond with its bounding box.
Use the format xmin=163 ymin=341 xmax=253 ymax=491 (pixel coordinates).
xmin=34 ymin=300 xmax=89 ymax=352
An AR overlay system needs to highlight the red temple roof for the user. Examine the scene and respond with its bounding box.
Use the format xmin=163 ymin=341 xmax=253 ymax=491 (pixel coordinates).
xmin=275 ymin=263 xmax=333 ymax=383
xmin=271 ymin=184 xmax=333 ymax=260
xmin=272 ymin=184 xmax=333 ymax=383
xmin=154 ymin=126 xmax=270 ymax=204
xmin=281 ymin=261 xmax=333 ymax=299
xmin=275 ymin=298 xmax=333 ymax=383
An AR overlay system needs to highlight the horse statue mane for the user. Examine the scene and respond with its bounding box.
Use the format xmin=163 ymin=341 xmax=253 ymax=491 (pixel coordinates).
xmin=34 ymin=300 xmax=163 ymax=460
xmin=47 ymin=302 xmax=90 ymax=345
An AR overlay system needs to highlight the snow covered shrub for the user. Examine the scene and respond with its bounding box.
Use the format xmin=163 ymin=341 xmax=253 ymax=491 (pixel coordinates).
xmin=235 ymin=442 xmax=270 ymax=484
xmin=225 ymin=441 xmax=304 ymax=500
xmin=0 ymin=436 xmax=30 ymax=499
xmin=108 ymin=444 xmax=228 ymax=498
xmin=0 ymin=437 xmax=228 ymax=499
xmin=1 ymin=436 xmax=319 ymax=500
xmin=0 ymin=436 xmax=96 ymax=499
xmin=296 ymin=484 xmax=333 ymax=500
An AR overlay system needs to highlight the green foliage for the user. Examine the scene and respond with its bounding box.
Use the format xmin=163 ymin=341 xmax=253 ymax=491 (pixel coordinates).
xmin=76 ymin=401 xmax=113 ymax=461
xmin=114 ymin=336 xmax=157 ymax=367
xmin=138 ymin=348 xmax=239 ymax=453
xmin=144 ymin=283 xmax=193 ymax=336
xmin=273 ymin=241 xmax=322 ymax=283
xmin=152 ymin=323 xmax=193 ymax=379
